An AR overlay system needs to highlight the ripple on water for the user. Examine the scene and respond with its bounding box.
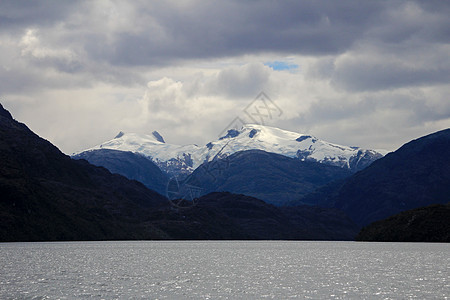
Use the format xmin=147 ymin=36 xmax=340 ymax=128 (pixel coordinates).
xmin=0 ymin=241 xmax=448 ymax=299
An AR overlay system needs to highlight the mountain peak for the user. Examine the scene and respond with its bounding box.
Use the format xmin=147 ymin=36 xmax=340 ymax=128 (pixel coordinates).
xmin=152 ymin=131 xmax=165 ymax=143
xmin=296 ymin=135 xmax=317 ymax=143
xmin=219 ymin=129 xmax=240 ymax=140
xmin=114 ymin=131 xmax=125 ymax=139
xmin=0 ymin=103 xmax=13 ymax=120
xmin=77 ymin=123 xmax=385 ymax=175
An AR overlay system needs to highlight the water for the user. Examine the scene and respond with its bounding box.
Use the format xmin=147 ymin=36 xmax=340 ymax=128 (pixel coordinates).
xmin=0 ymin=241 xmax=448 ymax=299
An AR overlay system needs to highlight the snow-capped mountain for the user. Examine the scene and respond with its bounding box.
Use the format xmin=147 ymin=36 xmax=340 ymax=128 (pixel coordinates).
xmin=200 ymin=124 xmax=386 ymax=171
xmin=75 ymin=124 xmax=386 ymax=176
xmin=76 ymin=131 xmax=202 ymax=176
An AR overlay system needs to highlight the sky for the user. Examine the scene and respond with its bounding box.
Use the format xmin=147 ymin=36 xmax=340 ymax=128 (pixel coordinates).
xmin=1 ymin=0 xmax=449 ymax=154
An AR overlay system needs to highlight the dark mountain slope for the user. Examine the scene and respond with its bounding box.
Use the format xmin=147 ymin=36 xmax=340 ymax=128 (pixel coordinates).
xmin=0 ymin=103 xmax=358 ymax=241
xmin=294 ymin=128 xmax=450 ymax=226
xmin=184 ymin=150 xmax=353 ymax=206
xmin=0 ymin=104 xmax=167 ymax=241
xmin=150 ymin=192 xmax=358 ymax=240
xmin=72 ymin=149 xmax=168 ymax=195
xmin=356 ymin=203 xmax=450 ymax=242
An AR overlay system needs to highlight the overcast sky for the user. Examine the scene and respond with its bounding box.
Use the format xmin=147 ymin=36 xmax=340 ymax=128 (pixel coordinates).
xmin=1 ymin=0 xmax=449 ymax=154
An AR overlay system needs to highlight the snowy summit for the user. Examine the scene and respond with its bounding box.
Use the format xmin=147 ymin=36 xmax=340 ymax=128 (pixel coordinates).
xmin=76 ymin=124 xmax=386 ymax=176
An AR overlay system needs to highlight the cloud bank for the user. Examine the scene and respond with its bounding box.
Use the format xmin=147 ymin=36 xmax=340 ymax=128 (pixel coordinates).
xmin=0 ymin=0 xmax=449 ymax=153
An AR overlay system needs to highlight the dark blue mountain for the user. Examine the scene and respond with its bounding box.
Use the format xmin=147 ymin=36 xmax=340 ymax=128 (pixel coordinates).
xmin=72 ymin=149 xmax=168 ymax=195
xmin=294 ymin=128 xmax=450 ymax=226
xmin=182 ymin=149 xmax=353 ymax=206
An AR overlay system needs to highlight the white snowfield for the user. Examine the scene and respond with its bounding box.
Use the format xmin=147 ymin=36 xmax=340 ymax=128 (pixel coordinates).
xmin=76 ymin=124 xmax=386 ymax=173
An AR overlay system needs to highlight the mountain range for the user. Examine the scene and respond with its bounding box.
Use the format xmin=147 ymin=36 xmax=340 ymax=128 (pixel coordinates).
xmin=75 ymin=124 xmax=385 ymax=177
xmin=0 ymin=104 xmax=359 ymax=241
xmin=2 ymin=102 xmax=448 ymax=242
xmin=73 ymin=124 xmax=384 ymax=206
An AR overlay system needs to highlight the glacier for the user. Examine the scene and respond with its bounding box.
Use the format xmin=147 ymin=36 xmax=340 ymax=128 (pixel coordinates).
xmin=75 ymin=124 xmax=386 ymax=176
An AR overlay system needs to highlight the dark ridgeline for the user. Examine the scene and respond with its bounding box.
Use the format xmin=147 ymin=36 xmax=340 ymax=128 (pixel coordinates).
xmin=295 ymin=128 xmax=450 ymax=227
xmin=0 ymin=104 xmax=358 ymax=241
xmin=0 ymin=104 xmax=167 ymax=241
xmin=148 ymin=192 xmax=358 ymax=240
xmin=357 ymin=203 xmax=450 ymax=242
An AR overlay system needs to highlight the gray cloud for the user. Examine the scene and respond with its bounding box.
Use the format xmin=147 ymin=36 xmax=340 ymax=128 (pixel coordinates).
xmin=184 ymin=63 xmax=272 ymax=99
xmin=330 ymin=55 xmax=450 ymax=91
xmin=85 ymin=0 xmax=385 ymax=66
xmin=0 ymin=1 xmax=77 ymax=32
xmin=0 ymin=0 xmax=449 ymax=154
xmin=1 ymin=1 xmax=449 ymax=86
xmin=0 ymin=1 xmax=386 ymax=66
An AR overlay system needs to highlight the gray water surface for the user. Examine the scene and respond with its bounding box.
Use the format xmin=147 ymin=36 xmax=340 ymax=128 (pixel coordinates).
xmin=1 ymin=241 xmax=448 ymax=299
